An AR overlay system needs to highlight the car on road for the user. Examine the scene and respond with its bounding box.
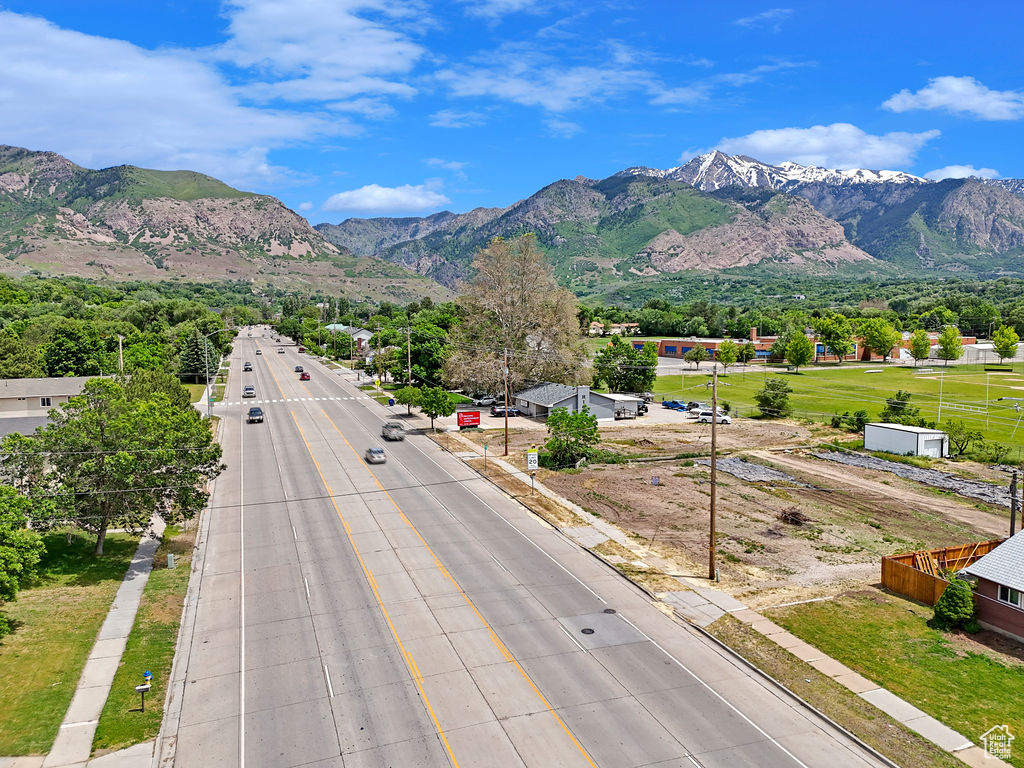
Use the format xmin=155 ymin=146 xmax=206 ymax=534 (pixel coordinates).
xmin=243 ymin=361 xmax=253 ymax=371
xmin=278 ymin=347 xmax=285 ymax=353
xmin=490 ymin=405 xmax=520 ymax=417
xmin=255 ymin=349 xmax=262 ymax=355
xmin=364 ymin=447 xmax=386 ymax=464
xmin=299 ymin=371 xmax=310 ymax=381
xmin=696 ymin=410 xmax=731 ymax=424
xmin=298 ymin=346 xmax=306 ymax=353
xmin=247 ymin=332 xmax=252 ymax=337
xmin=247 ymin=407 xmax=263 ymax=423
xmin=294 ymin=365 xmax=303 ymax=372
xmin=381 ymin=422 xmax=405 ymax=441
xmin=242 ymin=385 xmax=256 ymax=398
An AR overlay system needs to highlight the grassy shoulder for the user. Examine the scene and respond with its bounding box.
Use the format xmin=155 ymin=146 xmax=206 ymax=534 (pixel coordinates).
xmin=765 ymin=591 xmax=1024 ymax=766
xmin=0 ymin=532 xmax=138 ymax=755
xmin=707 ymin=614 xmax=964 ymax=768
xmin=92 ymin=525 xmax=195 ymax=755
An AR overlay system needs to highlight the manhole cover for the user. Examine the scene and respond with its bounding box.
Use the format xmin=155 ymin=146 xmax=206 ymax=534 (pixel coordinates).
xmin=581 ymin=628 xmax=595 ymax=635
xmin=603 ymin=608 xmax=616 ymax=614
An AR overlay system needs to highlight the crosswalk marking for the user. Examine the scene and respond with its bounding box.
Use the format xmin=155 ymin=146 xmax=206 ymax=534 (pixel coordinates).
xmin=218 ymin=393 xmax=375 ymax=406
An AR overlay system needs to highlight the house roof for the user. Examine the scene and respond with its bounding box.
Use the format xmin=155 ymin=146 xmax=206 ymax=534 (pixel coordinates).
xmin=963 ymin=531 xmax=1024 ymax=592
xmin=515 ymin=383 xmax=580 ymax=406
xmin=596 ymin=392 xmax=642 ymax=402
xmin=865 ymin=423 xmax=946 ymax=436
xmin=0 ymin=377 xmax=95 ymax=399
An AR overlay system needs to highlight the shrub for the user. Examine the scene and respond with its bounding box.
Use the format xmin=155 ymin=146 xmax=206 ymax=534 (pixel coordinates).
xmin=932 ymin=577 xmax=976 ymax=631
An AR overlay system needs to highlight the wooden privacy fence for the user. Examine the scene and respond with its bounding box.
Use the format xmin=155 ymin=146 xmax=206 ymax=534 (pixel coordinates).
xmin=881 ymin=539 xmax=1005 ymax=605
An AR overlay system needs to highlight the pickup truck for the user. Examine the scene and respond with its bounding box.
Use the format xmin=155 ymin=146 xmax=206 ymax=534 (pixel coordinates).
xmin=381 ymin=422 xmax=405 ymax=441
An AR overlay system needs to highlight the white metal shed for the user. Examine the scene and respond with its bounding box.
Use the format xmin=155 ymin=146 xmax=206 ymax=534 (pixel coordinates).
xmin=863 ymin=423 xmax=949 ymax=458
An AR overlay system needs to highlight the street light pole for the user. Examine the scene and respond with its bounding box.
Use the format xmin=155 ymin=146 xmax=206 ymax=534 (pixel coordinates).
xmin=200 ymin=329 xmax=223 ymax=420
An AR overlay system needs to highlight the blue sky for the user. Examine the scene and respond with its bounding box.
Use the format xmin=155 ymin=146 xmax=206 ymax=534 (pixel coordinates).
xmin=2 ymin=1 xmax=1023 ymax=222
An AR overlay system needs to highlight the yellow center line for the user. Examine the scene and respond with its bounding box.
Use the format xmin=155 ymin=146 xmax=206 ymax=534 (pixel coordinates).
xmin=318 ymin=408 xmax=599 ymax=768
xmin=261 ymin=353 xmax=462 ymax=767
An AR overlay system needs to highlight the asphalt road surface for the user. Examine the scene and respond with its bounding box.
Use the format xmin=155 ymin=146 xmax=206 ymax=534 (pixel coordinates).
xmin=170 ymin=332 xmax=890 ymax=768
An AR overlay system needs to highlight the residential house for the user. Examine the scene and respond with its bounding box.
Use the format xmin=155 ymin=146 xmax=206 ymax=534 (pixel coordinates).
xmin=962 ymin=531 xmax=1024 ymax=644
xmin=324 ymin=324 xmax=374 ymax=353
xmin=0 ymin=376 xmax=94 ymax=437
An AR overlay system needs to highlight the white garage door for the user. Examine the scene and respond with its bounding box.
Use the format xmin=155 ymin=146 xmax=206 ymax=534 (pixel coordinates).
xmin=922 ymin=438 xmax=944 ymax=458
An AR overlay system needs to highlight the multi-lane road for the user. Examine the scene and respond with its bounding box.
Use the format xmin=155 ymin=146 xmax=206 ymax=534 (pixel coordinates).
xmin=167 ymin=331 xmax=890 ymax=768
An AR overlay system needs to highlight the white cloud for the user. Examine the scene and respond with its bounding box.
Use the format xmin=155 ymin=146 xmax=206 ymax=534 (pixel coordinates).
xmin=883 ymin=76 xmax=1024 ymax=120
xmin=546 ymin=118 xmax=582 ymax=138
xmin=0 ymin=11 xmax=336 ymax=186
xmin=924 ymin=165 xmax=1000 ymax=180
xmin=650 ymin=84 xmax=712 ymax=106
xmin=298 ymin=201 xmax=315 ymax=211
xmin=733 ymin=8 xmax=792 ymax=30
xmin=716 ymin=122 xmax=940 ymax=168
xmin=459 ymin=0 xmax=542 ymax=20
xmin=429 ymin=109 xmax=488 ymax=128
xmin=425 ymin=158 xmax=469 ymax=171
xmin=323 ymin=181 xmax=450 ymax=214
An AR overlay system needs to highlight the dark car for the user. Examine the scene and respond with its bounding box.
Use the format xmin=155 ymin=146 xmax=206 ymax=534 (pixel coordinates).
xmin=294 ymin=365 xmax=304 ymax=373
xmin=490 ymin=405 xmax=520 ymax=417
xmin=247 ymin=407 xmax=263 ymax=423
xmin=300 ymin=371 xmax=310 ymax=381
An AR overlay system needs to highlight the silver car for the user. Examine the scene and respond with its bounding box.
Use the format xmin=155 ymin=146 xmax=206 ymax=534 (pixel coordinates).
xmin=364 ymin=447 xmax=386 ymax=464
xmin=242 ymin=385 xmax=256 ymax=398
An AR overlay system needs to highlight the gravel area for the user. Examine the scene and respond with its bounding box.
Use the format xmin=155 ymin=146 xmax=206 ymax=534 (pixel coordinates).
xmin=697 ymin=457 xmax=813 ymax=487
xmin=813 ymin=451 xmax=1011 ymax=508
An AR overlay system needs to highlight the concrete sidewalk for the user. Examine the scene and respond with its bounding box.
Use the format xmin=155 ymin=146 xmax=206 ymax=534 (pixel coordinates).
xmin=0 ymin=517 xmax=166 ymax=768
xmin=442 ymin=430 xmax=1006 ymax=768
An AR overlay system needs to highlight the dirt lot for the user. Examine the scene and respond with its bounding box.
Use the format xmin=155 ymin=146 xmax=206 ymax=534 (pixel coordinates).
xmin=459 ymin=418 xmax=1011 ymax=609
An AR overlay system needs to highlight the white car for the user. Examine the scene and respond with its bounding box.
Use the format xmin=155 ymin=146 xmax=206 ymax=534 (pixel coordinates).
xmin=364 ymin=447 xmax=387 ymax=464
xmin=242 ymin=385 xmax=256 ymax=398
xmin=696 ymin=410 xmax=730 ymax=424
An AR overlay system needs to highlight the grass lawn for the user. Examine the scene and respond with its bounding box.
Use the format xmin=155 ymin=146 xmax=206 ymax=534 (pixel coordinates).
xmin=92 ymin=526 xmax=194 ymax=755
xmin=654 ymin=363 xmax=1024 ymax=452
xmin=184 ymin=383 xmax=205 ymax=403
xmin=766 ymin=591 xmax=1024 ymax=766
xmin=0 ymin=532 xmax=139 ymax=755
xmin=707 ymin=614 xmax=964 ymax=768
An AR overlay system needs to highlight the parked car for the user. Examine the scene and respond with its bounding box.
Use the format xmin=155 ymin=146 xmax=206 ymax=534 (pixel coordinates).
xmin=490 ymin=405 xmax=520 ymax=417
xmin=696 ymin=410 xmax=731 ymax=424
xmin=687 ymin=401 xmax=712 ymax=412
xmin=298 ymin=346 xmax=306 ymax=353
xmin=278 ymin=347 xmax=285 ymax=354
xmin=381 ymin=422 xmax=405 ymax=441
xmin=294 ymin=365 xmax=304 ymax=372
xmin=661 ymin=400 xmax=683 ymax=409
xmin=299 ymin=371 xmax=310 ymax=381
xmin=364 ymin=447 xmax=386 ymax=464
xmin=474 ymin=395 xmax=497 ymax=406
xmin=247 ymin=407 xmax=263 ymax=423
xmin=243 ymin=361 xmax=253 ymax=371
xmin=242 ymin=385 xmax=256 ymax=398
xmin=255 ymin=349 xmax=262 ymax=355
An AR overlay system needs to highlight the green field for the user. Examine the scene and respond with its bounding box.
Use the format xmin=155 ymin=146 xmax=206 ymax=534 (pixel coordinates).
xmin=654 ymin=363 xmax=1024 ymax=453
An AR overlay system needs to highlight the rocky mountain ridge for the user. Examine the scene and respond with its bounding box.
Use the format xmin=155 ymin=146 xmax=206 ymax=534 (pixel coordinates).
xmin=0 ymin=145 xmax=448 ymax=302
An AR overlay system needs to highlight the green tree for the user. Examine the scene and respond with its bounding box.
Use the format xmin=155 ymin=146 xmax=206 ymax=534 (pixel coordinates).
xmin=38 ymin=378 xmax=223 ymax=555
xmin=393 ymin=385 xmax=421 ymax=416
xmin=880 ymin=390 xmax=926 ymax=426
xmin=0 ymin=486 xmax=46 ymax=636
xmin=945 ymin=420 xmax=983 ymax=457
xmin=932 ymin=577 xmax=976 ymax=631
xmin=716 ymin=339 xmax=739 ymax=372
xmin=593 ymin=336 xmax=656 ymax=392
xmin=418 ymin=387 xmax=455 ymax=430
xmin=859 ymin=318 xmax=901 ymax=362
xmin=936 ymin=326 xmax=964 ymax=366
xmin=545 ymin=407 xmax=599 ymax=467
xmin=785 ymin=334 xmax=813 ymax=371
xmin=43 ymin=323 xmax=106 ymax=377
xmin=684 ymin=344 xmax=708 ymax=369
xmin=176 ymin=328 xmax=219 ymax=383
xmin=992 ymin=325 xmax=1020 ymax=364
xmin=738 ymin=341 xmax=757 ymax=365
xmin=908 ymin=329 xmax=932 ymax=366
xmin=0 ymin=329 xmax=43 ymax=378
xmin=813 ymin=314 xmax=853 ymax=362
xmin=754 ymin=378 xmax=793 ymax=418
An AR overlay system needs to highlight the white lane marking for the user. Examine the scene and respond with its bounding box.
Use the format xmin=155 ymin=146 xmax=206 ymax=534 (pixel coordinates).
xmin=239 ymin=397 xmax=247 ymax=768
xmin=292 ymin=526 xmax=297 ymax=541
xmin=323 ymin=665 xmax=335 ymax=698
xmin=616 ymin=613 xmax=812 ymax=768
xmin=559 ymin=625 xmax=588 ymax=653
xmin=490 ymin=554 xmax=510 ymax=574
xmin=304 ymin=577 xmax=310 ymax=600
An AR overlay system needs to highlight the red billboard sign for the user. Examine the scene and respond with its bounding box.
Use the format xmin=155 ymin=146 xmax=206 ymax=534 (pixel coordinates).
xmin=457 ymin=411 xmax=481 ymax=427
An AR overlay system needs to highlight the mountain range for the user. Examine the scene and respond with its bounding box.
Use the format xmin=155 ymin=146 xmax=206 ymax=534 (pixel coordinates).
xmin=318 ymin=151 xmax=1024 ymax=297
xmin=0 ymin=145 xmax=449 ymax=303
xmin=4 ymin=143 xmax=1024 ymax=302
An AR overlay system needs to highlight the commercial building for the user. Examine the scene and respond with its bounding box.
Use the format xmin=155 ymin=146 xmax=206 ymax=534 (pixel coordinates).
xmin=513 ymin=383 xmax=642 ymax=421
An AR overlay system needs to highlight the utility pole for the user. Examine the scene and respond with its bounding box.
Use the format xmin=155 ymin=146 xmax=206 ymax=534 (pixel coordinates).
xmin=407 ymin=325 xmax=412 ymax=385
xmin=937 ymin=370 xmax=944 ymax=423
xmin=708 ymin=367 xmax=718 ymax=580
xmin=117 ymin=334 xmax=124 ymax=374
xmin=1010 ymin=471 xmax=1018 ymax=536
xmin=503 ymin=348 xmax=510 ymax=456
